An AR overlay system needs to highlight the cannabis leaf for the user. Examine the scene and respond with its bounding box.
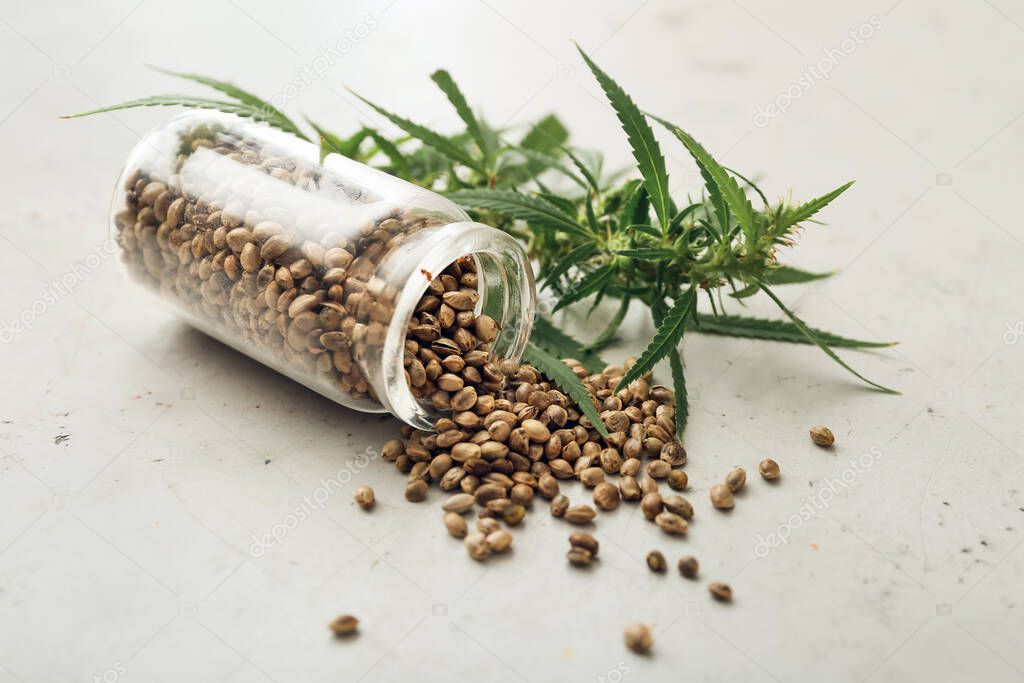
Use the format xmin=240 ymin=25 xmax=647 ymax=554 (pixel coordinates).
xmin=431 ymin=69 xmax=493 ymax=166
xmin=584 ymin=295 xmax=631 ymax=351
xmin=530 ymin=316 xmax=608 ymax=373
xmin=776 ymin=181 xmax=855 ymax=231
xmin=731 ymin=265 xmax=833 ymax=298
xmin=448 ymin=189 xmax=591 ymax=238
xmin=689 ymin=313 xmax=893 ymax=348
xmin=63 ymin=95 xmax=298 ymax=133
xmin=759 ymin=284 xmax=898 ymax=393
xmin=577 ymin=45 xmax=671 ymax=230
xmin=652 ymin=115 xmax=757 ymax=245
xmin=351 ymin=91 xmax=486 ymax=174
xmin=147 ymin=66 xmax=308 ymax=140
xmin=553 ymin=264 xmax=615 ymax=312
xmin=524 ymin=341 xmax=609 ymax=437
xmin=669 ymin=350 xmax=688 ymax=439
xmin=614 ymin=288 xmax=697 ymax=392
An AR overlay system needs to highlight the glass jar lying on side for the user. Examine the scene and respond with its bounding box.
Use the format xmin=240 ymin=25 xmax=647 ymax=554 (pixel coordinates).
xmin=111 ymin=110 xmax=535 ymax=429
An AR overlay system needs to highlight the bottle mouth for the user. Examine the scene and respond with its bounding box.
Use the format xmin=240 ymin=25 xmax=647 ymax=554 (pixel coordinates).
xmin=367 ymin=221 xmax=536 ymax=430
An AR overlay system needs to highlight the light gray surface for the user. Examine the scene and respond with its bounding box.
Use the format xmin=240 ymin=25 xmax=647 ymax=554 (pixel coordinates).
xmin=1 ymin=1 xmax=1023 ymax=681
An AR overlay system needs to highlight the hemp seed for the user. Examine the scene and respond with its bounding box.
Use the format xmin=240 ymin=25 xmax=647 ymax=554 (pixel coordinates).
xmin=646 ymin=550 xmax=667 ymax=573
xmin=624 ymin=623 xmax=653 ymax=654
xmin=710 ymin=484 xmax=734 ymax=510
xmin=328 ymin=614 xmax=359 ymax=637
xmin=353 ymin=486 xmax=375 ymax=510
xmin=758 ymin=458 xmax=781 ymax=480
xmin=810 ymin=425 xmax=835 ymax=447
xmin=677 ymin=555 xmax=699 ymax=579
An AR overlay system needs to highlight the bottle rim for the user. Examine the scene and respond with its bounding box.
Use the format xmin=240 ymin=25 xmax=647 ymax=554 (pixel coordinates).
xmin=370 ymin=221 xmax=536 ymax=430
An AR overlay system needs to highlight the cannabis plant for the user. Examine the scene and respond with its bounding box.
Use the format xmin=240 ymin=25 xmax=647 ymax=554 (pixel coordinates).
xmin=68 ymin=46 xmax=895 ymax=438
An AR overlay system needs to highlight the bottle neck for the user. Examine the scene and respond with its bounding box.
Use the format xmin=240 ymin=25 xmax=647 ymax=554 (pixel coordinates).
xmin=358 ymin=221 xmax=535 ymax=430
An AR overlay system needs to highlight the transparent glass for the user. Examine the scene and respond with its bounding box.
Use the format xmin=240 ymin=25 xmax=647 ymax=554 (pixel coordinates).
xmin=111 ymin=110 xmax=535 ymax=429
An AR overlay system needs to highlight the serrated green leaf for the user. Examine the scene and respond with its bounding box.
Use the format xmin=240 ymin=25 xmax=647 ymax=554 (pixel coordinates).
xmin=147 ymin=66 xmax=308 ymax=140
xmin=63 ymin=95 xmax=300 ymax=135
xmin=351 ymin=91 xmax=486 ymax=173
xmin=617 ymin=181 xmax=650 ymax=231
xmin=506 ymin=148 xmax=588 ymax=190
xmin=366 ymin=130 xmax=409 ymax=177
xmin=520 ymin=113 xmax=569 ymax=153
xmin=447 ymin=189 xmax=591 ymax=238
xmin=613 ymin=247 xmax=677 ymax=261
xmin=614 ymin=288 xmax=696 ymax=392
xmin=777 ymin=181 xmax=855 ymax=231
xmin=668 ymin=201 xmax=705 ymax=233
xmin=759 ymin=284 xmax=898 ymax=393
xmin=553 ymin=264 xmax=615 ymax=312
xmin=562 ymin=146 xmax=601 ymax=193
xmin=730 ymin=265 xmax=833 ymax=298
xmin=651 ymin=115 xmax=757 ymax=245
xmin=669 ymin=350 xmax=688 ymax=439
xmin=541 ymin=242 xmax=598 ymax=288
xmin=530 ymin=316 xmax=607 ymax=372
xmin=688 ymin=313 xmax=894 ymax=348
xmin=523 ymin=341 xmax=608 ymax=437
xmin=583 ymin=295 xmax=631 ymax=351
xmin=625 ymin=224 xmax=663 ymax=239
xmin=724 ymin=165 xmax=769 ymax=208
xmin=309 ymin=121 xmax=369 ymax=162
xmin=430 ymin=69 xmax=491 ymax=164
xmin=576 ymin=45 xmax=671 ymax=230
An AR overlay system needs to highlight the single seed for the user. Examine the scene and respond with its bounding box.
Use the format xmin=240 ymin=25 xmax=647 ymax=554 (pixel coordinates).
xmin=353 ymin=485 xmax=375 ymax=510
xmin=646 ymin=460 xmax=671 ymax=479
xmin=465 ymin=531 xmax=489 ymax=561
xmin=567 ymin=547 xmax=594 ymax=566
xmin=593 ymin=482 xmax=620 ymax=510
xmin=619 ymin=475 xmax=641 ymax=501
xmin=758 ymin=458 xmax=781 ymax=480
xmin=710 ymin=484 xmax=734 ymax=510
xmin=662 ymin=494 xmax=693 ymax=519
xmin=580 ymin=467 xmax=605 ymax=487
xmin=810 ymin=425 xmax=835 ymax=447
xmin=725 ymin=467 xmax=746 ymax=493
xmin=709 ymin=581 xmax=733 ymax=602
xmin=550 ymin=494 xmax=570 ymax=517
xmin=444 ymin=511 xmax=468 ymax=538
xmin=564 ymin=505 xmax=597 ymax=525
xmin=569 ymin=532 xmax=599 ymax=556
xmin=521 ymin=419 xmax=551 ymax=442
xmin=486 ymin=530 xmax=513 ymax=553
xmin=646 ymin=550 xmax=667 ymax=573
xmin=640 ymin=492 xmax=663 ymax=521
xmin=655 ymin=511 xmax=688 ymax=535
xmin=677 ymin=555 xmax=699 ymax=579
xmin=667 ymin=470 xmax=688 ymax=491
xmin=660 ymin=442 xmax=687 ymax=466
xmin=442 ymin=493 xmax=476 ymax=514
xmin=405 ymin=479 xmax=428 ymax=502
xmin=538 ymin=473 xmax=559 ymax=499
xmin=623 ymin=623 xmax=653 ymax=654
xmin=328 ymin=614 xmax=359 ymax=637
xmin=502 ymin=504 xmax=526 ymax=526
xmin=477 ymin=517 xmax=501 ymax=535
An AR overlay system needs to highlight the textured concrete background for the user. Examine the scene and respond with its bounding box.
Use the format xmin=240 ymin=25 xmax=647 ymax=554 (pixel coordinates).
xmin=1 ymin=1 xmax=1023 ymax=681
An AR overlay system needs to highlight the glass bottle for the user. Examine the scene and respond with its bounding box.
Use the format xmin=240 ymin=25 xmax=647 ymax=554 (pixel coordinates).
xmin=111 ymin=110 xmax=535 ymax=429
